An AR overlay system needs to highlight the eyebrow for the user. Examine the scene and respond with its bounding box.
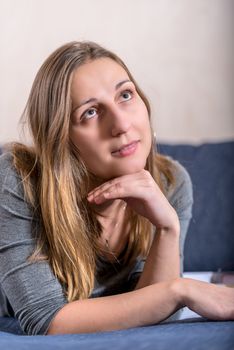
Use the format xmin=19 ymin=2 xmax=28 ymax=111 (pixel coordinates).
xmin=72 ymin=79 xmax=132 ymax=114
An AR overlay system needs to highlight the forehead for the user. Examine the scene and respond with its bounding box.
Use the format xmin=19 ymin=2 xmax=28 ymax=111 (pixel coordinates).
xmin=71 ymin=58 xmax=130 ymax=100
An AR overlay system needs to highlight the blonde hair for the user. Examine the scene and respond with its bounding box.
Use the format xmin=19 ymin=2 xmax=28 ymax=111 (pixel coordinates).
xmin=11 ymin=41 xmax=175 ymax=302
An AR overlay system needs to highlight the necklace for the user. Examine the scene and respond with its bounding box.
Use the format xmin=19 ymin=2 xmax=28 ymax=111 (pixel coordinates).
xmin=104 ymin=238 xmax=121 ymax=265
xmin=101 ymin=202 xmax=127 ymax=264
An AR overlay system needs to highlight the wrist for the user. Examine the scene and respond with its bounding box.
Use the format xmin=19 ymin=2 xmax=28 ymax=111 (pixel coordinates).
xmin=155 ymin=210 xmax=180 ymax=235
xmin=156 ymin=222 xmax=180 ymax=236
xmin=168 ymin=210 xmax=180 ymax=234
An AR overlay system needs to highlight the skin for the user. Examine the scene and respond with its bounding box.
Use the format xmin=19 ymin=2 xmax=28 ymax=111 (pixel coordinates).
xmin=47 ymin=57 xmax=234 ymax=335
xmin=70 ymin=58 xmax=179 ymax=237
xmin=70 ymin=57 xmax=152 ymax=180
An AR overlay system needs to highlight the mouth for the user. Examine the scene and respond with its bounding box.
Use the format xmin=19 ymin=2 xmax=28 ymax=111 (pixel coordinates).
xmin=111 ymin=140 xmax=139 ymax=157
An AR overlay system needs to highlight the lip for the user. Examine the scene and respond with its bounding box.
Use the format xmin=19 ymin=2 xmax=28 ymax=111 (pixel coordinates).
xmin=111 ymin=140 xmax=139 ymax=157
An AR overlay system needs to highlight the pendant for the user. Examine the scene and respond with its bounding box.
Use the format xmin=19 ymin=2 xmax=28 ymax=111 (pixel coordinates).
xmin=105 ymin=239 xmax=109 ymax=248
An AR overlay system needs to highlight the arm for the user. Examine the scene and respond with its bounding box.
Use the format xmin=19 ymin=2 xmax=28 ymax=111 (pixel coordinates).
xmin=47 ymin=280 xmax=181 ymax=335
xmin=0 ymin=154 xmax=67 ymax=335
xmin=134 ymin=225 xmax=180 ymax=289
xmin=0 ymin=153 xmax=181 ymax=335
xmin=2 ymin=154 xmax=232 ymax=335
xmin=88 ymin=160 xmax=193 ymax=288
xmin=48 ymin=276 xmax=234 ymax=334
xmin=135 ymin=159 xmax=193 ymax=289
xmin=47 ymin=161 xmax=187 ymax=334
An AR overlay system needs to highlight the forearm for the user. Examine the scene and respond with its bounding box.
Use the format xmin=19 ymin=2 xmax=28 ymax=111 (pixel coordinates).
xmin=135 ymin=226 xmax=180 ymax=290
xmin=47 ymin=280 xmax=182 ymax=335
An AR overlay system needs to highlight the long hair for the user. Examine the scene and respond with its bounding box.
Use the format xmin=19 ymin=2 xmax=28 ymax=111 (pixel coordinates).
xmin=11 ymin=41 xmax=176 ymax=302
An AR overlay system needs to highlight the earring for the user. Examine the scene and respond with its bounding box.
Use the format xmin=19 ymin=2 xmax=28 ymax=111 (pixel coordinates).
xmin=153 ymin=131 xmax=157 ymax=150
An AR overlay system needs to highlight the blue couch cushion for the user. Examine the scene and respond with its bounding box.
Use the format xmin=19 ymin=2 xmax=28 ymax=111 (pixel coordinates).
xmin=0 ymin=317 xmax=234 ymax=350
xmin=158 ymin=141 xmax=234 ymax=272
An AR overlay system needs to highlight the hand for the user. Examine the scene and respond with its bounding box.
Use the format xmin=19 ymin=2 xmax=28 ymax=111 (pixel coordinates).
xmin=178 ymin=278 xmax=234 ymax=320
xmin=87 ymin=170 xmax=179 ymax=231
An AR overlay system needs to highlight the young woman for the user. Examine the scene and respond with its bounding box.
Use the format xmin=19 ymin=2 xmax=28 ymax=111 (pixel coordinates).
xmin=0 ymin=41 xmax=233 ymax=336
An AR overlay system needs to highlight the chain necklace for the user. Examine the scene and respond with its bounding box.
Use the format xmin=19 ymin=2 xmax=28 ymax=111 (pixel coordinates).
xmin=104 ymin=238 xmax=121 ymax=265
xmin=101 ymin=202 xmax=127 ymax=264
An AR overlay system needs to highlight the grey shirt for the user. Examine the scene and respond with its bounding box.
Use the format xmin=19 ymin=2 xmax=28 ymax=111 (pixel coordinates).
xmin=0 ymin=152 xmax=193 ymax=335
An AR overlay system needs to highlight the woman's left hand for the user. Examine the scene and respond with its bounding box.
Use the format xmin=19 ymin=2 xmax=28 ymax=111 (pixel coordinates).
xmin=87 ymin=170 xmax=179 ymax=231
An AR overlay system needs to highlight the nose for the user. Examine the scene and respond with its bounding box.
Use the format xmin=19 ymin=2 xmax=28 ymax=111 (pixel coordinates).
xmin=108 ymin=105 xmax=131 ymax=137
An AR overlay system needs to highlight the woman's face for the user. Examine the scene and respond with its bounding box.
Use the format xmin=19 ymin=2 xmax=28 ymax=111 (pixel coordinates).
xmin=70 ymin=58 xmax=152 ymax=180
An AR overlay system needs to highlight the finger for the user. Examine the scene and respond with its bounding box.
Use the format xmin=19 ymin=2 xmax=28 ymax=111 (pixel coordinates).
xmin=88 ymin=178 xmax=115 ymax=196
xmin=87 ymin=170 xmax=157 ymax=204
xmin=88 ymin=171 xmax=146 ymax=197
xmin=88 ymin=177 xmax=146 ymax=204
xmin=88 ymin=180 xmax=116 ymax=198
xmin=87 ymin=181 xmax=123 ymax=203
xmin=87 ymin=175 xmax=133 ymax=201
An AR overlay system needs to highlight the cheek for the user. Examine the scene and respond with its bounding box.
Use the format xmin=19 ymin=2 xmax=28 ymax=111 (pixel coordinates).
xmin=70 ymin=128 xmax=93 ymax=157
xmin=70 ymin=129 xmax=106 ymax=172
xmin=139 ymin=110 xmax=152 ymax=152
xmin=135 ymin=99 xmax=149 ymax=121
xmin=136 ymin=104 xmax=151 ymax=135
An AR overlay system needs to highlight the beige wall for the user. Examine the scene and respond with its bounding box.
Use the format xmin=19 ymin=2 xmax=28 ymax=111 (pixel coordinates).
xmin=0 ymin=0 xmax=233 ymax=144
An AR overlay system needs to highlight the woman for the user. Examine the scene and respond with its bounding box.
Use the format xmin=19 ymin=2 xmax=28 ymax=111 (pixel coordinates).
xmin=0 ymin=41 xmax=233 ymax=336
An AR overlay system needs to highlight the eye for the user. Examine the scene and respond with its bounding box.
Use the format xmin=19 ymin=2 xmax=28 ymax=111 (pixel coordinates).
xmin=81 ymin=107 xmax=98 ymax=121
xmin=120 ymin=90 xmax=133 ymax=102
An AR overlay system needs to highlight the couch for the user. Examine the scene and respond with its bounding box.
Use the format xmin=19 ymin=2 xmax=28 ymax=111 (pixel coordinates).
xmin=0 ymin=141 xmax=234 ymax=350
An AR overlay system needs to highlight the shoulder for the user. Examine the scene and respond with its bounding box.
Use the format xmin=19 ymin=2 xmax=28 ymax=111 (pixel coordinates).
xmin=0 ymin=151 xmax=25 ymax=199
xmin=0 ymin=151 xmax=38 ymax=245
xmin=167 ymin=156 xmax=192 ymax=189
xmin=0 ymin=151 xmax=14 ymax=171
xmin=0 ymin=151 xmax=18 ymax=180
xmin=160 ymin=155 xmax=193 ymax=209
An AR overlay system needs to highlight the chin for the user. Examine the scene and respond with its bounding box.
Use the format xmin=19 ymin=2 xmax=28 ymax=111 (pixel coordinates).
xmin=110 ymin=159 xmax=147 ymax=178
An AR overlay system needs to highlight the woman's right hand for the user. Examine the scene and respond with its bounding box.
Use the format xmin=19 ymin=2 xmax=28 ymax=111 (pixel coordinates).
xmin=176 ymin=278 xmax=234 ymax=321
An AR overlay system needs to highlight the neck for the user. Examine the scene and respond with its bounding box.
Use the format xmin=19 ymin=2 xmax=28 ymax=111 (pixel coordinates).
xmin=91 ymin=198 xmax=126 ymax=219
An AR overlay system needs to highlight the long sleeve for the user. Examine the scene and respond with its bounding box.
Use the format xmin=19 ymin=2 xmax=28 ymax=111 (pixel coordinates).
xmin=0 ymin=153 xmax=67 ymax=335
xmin=165 ymin=157 xmax=194 ymax=274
